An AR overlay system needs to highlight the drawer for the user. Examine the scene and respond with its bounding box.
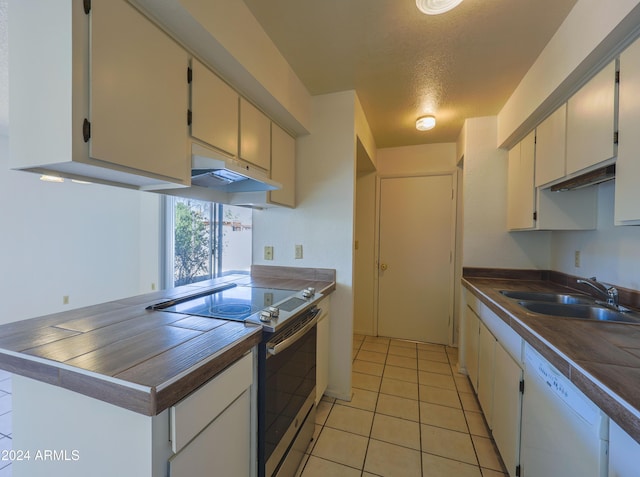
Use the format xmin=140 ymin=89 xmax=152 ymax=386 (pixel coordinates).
xmin=170 ymin=351 xmax=253 ymax=453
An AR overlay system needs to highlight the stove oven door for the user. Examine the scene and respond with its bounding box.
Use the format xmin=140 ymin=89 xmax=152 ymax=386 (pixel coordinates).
xmin=260 ymin=310 xmax=318 ymax=477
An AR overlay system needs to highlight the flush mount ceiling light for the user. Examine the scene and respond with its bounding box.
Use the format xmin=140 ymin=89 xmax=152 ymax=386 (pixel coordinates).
xmin=416 ymin=0 xmax=464 ymax=15
xmin=416 ymin=115 xmax=436 ymax=131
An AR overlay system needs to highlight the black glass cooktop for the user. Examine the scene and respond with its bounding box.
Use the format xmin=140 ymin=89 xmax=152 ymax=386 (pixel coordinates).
xmin=160 ymin=285 xmax=297 ymax=321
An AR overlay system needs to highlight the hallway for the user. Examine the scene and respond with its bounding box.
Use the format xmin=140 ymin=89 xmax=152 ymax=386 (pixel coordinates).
xmin=296 ymin=335 xmax=508 ymax=476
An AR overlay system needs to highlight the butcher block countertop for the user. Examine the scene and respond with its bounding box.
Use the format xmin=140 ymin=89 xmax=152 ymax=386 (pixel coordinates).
xmin=463 ymin=268 xmax=640 ymax=444
xmin=0 ymin=266 xmax=336 ymax=416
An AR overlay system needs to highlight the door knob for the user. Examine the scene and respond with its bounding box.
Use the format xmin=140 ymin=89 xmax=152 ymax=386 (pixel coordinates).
xmin=380 ymin=263 xmax=388 ymax=271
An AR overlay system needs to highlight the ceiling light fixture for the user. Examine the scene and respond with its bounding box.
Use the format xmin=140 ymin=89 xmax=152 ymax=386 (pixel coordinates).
xmin=39 ymin=175 xmax=64 ymax=183
xmin=416 ymin=0 xmax=463 ymax=15
xmin=416 ymin=115 xmax=436 ymax=131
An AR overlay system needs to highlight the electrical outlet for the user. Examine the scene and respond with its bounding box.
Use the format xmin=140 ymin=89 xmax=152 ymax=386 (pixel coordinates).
xmin=151 ymin=283 xmax=156 ymax=291
xmin=574 ymin=250 xmax=581 ymax=268
xmin=295 ymin=244 xmax=303 ymax=259
xmin=264 ymin=246 xmax=274 ymax=260
xmin=63 ymin=295 xmax=70 ymax=305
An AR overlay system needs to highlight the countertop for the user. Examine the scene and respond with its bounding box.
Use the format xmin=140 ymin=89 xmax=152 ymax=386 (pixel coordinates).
xmin=0 ymin=266 xmax=336 ymax=416
xmin=463 ymin=272 xmax=640 ymax=444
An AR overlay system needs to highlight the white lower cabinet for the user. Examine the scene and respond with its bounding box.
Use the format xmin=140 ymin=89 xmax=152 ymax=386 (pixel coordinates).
xmin=461 ymin=289 xmax=524 ymax=477
xmin=169 ymin=389 xmax=251 ymax=476
xmin=316 ymin=296 xmax=331 ymax=404
xmin=463 ymin=305 xmax=480 ymax=390
xmin=169 ymin=351 xmax=255 ymax=476
xmin=477 ymin=321 xmax=496 ymax=427
xmin=609 ymin=420 xmax=640 ymax=477
xmin=492 ymin=343 xmax=523 ymax=477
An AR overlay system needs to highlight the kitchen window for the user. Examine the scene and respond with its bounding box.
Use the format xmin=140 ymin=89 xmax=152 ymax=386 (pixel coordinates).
xmin=164 ymin=197 xmax=252 ymax=287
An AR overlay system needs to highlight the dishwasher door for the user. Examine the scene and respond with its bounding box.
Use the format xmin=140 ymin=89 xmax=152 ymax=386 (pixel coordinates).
xmin=520 ymin=344 xmax=608 ymax=477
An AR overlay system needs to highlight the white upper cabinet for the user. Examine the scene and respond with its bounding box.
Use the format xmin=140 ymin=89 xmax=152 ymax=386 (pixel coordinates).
xmin=240 ymin=99 xmax=271 ymax=171
xmin=190 ymin=59 xmax=239 ymax=157
xmin=566 ymin=60 xmax=617 ymax=175
xmin=535 ymin=104 xmax=567 ymax=187
xmin=269 ymin=124 xmax=296 ymax=207
xmin=9 ymin=0 xmax=190 ymax=188
xmin=615 ymin=37 xmax=640 ymax=225
xmin=507 ymin=131 xmax=536 ymax=230
xmin=507 ymin=129 xmax=597 ymax=231
xmin=91 ymin=0 xmax=189 ymax=182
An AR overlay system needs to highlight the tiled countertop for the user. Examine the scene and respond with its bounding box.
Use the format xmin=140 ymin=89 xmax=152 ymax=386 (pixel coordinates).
xmin=0 ymin=266 xmax=336 ymax=416
xmin=463 ymin=272 xmax=640 ymax=444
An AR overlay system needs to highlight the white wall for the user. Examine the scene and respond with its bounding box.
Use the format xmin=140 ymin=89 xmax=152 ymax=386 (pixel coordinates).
xmin=354 ymin=170 xmax=376 ymax=335
xmin=551 ymin=181 xmax=640 ymax=290
xmin=0 ymin=134 xmax=161 ymax=324
xmin=461 ymin=117 xmax=551 ymax=269
xmin=252 ymin=91 xmax=360 ymax=400
xmin=376 ymin=143 xmax=457 ymax=175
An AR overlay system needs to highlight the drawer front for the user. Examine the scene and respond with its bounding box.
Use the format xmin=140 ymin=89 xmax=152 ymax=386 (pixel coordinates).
xmin=170 ymin=351 xmax=253 ymax=453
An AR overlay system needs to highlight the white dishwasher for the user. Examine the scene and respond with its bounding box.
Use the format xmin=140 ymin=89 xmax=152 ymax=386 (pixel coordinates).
xmin=520 ymin=344 xmax=609 ymax=477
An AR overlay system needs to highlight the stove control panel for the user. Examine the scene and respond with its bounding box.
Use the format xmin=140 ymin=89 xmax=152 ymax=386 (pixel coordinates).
xmin=260 ymin=306 xmax=280 ymax=322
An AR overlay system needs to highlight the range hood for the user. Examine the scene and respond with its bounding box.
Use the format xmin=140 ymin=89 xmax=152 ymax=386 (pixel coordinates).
xmin=550 ymin=164 xmax=616 ymax=192
xmin=191 ymin=143 xmax=281 ymax=193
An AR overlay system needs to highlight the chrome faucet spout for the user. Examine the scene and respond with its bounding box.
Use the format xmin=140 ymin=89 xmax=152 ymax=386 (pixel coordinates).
xmin=576 ymin=276 xmax=619 ymax=307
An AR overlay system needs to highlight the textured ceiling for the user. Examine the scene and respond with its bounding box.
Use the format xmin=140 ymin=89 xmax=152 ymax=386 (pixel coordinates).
xmin=243 ymin=0 xmax=577 ymax=147
xmin=0 ymin=1 xmax=577 ymax=145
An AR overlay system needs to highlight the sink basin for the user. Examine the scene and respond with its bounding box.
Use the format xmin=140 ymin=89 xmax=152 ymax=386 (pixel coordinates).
xmin=518 ymin=301 xmax=640 ymax=324
xmin=500 ymin=290 xmax=594 ymax=304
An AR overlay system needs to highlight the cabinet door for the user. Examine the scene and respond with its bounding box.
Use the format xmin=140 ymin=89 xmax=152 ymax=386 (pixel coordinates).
xmin=566 ymin=60 xmax=616 ymax=175
xmin=535 ymin=104 xmax=567 ymax=187
xmin=169 ymin=390 xmax=251 ymax=477
xmin=609 ymin=420 xmax=640 ymax=477
xmin=492 ymin=343 xmax=523 ymax=477
xmin=316 ymin=306 xmax=330 ymax=404
xmin=90 ymin=0 xmax=189 ymax=182
xmin=615 ymin=38 xmax=640 ymax=225
xmin=269 ymin=124 xmax=296 ymax=207
xmin=240 ymin=98 xmax=271 ymax=171
xmin=464 ymin=306 xmax=480 ymax=391
xmin=506 ymin=131 xmax=536 ymax=230
xmin=190 ymin=59 xmax=239 ymax=157
xmin=477 ymin=321 xmax=496 ymax=428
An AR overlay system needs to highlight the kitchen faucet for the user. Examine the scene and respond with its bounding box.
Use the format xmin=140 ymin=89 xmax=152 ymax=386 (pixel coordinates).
xmin=576 ymin=276 xmax=626 ymax=310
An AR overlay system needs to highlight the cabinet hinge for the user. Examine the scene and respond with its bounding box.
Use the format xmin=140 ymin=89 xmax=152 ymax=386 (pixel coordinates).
xmin=187 ymin=110 xmax=192 ymax=126
xmin=515 ymin=464 xmax=521 ymax=477
xmin=519 ymin=379 xmax=525 ymax=394
xmin=614 ymin=131 xmax=619 ymax=145
xmin=82 ymin=119 xmax=91 ymax=143
xmin=532 ymin=211 xmax=537 ymax=221
xmin=187 ymin=67 xmax=193 ymax=84
xmin=615 ymin=70 xmax=620 ymax=84
xmin=83 ymin=0 xmax=91 ymax=14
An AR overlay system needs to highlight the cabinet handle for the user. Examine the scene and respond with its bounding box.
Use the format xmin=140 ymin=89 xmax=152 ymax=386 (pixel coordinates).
xmin=380 ymin=263 xmax=388 ymax=271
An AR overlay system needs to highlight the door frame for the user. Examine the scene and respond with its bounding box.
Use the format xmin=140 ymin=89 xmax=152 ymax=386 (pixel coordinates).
xmin=374 ymin=171 xmax=458 ymax=345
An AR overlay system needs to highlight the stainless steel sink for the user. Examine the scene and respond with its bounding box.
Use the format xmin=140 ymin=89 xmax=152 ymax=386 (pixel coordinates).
xmin=500 ymin=290 xmax=595 ymax=304
xmin=517 ymin=300 xmax=640 ymax=324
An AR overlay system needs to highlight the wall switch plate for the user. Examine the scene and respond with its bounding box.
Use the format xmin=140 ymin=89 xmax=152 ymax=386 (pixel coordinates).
xmin=63 ymin=295 xmax=69 ymax=305
xmin=295 ymin=244 xmax=303 ymax=259
xmin=574 ymin=250 xmax=581 ymax=268
xmin=264 ymin=246 xmax=274 ymax=260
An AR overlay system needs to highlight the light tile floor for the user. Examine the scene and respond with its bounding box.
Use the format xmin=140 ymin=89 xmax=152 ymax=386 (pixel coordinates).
xmin=296 ymin=335 xmax=508 ymax=477
xmin=0 ymin=369 xmax=12 ymax=477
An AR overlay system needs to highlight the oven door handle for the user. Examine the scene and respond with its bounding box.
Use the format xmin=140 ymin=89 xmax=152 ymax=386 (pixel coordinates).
xmin=267 ymin=308 xmax=321 ymax=356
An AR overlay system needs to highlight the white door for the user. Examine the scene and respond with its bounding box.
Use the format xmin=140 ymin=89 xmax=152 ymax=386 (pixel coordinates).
xmin=377 ymin=175 xmax=454 ymax=344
